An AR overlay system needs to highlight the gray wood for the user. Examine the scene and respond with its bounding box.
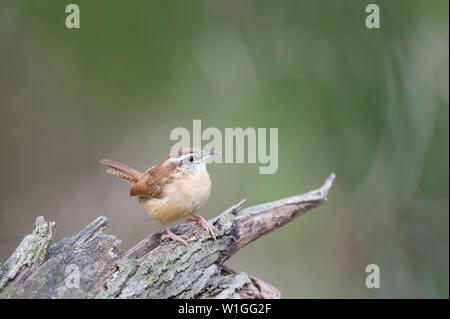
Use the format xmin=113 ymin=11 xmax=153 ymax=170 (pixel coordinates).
xmin=0 ymin=173 xmax=335 ymax=299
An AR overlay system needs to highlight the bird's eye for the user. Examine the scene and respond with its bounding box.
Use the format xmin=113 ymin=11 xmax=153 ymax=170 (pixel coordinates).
xmin=189 ymin=156 xmax=194 ymax=162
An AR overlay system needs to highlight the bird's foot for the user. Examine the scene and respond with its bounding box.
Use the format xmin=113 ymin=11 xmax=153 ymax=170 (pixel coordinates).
xmin=187 ymin=214 xmax=217 ymax=240
xmin=161 ymin=228 xmax=189 ymax=247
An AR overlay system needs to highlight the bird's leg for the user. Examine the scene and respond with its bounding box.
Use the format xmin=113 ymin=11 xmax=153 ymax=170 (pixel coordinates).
xmin=187 ymin=214 xmax=217 ymax=240
xmin=161 ymin=224 xmax=189 ymax=246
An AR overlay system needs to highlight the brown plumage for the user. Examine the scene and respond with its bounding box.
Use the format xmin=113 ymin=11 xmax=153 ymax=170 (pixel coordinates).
xmin=129 ymin=161 xmax=179 ymax=198
xmin=100 ymin=158 xmax=179 ymax=198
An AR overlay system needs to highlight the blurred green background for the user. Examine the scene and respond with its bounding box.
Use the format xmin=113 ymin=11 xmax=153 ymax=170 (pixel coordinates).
xmin=0 ymin=0 xmax=448 ymax=298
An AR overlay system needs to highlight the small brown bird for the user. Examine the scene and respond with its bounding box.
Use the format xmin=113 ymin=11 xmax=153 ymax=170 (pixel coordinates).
xmin=100 ymin=148 xmax=217 ymax=246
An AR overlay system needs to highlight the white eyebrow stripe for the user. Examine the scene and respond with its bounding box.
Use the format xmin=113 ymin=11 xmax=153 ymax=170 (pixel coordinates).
xmin=166 ymin=153 xmax=196 ymax=163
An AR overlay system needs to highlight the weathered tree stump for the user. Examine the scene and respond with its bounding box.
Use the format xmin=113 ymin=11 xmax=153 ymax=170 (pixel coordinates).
xmin=0 ymin=174 xmax=335 ymax=299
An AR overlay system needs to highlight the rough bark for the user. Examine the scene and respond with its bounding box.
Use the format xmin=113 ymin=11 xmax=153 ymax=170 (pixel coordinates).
xmin=0 ymin=173 xmax=335 ymax=299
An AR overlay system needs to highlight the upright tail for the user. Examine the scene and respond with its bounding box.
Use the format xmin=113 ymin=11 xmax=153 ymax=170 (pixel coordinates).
xmin=99 ymin=159 xmax=142 ymax=184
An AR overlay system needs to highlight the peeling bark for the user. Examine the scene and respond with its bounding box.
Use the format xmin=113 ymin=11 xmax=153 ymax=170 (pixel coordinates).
xmin=0 ymin=173 xmax=335 ymax=299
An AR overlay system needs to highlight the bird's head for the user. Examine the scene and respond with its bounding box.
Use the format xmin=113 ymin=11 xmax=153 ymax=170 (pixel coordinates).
xmin=164 ymin=148 xmax=218 ymax=174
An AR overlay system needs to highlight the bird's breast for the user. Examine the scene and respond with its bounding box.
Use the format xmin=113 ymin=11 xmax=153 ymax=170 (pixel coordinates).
xmin=139 ymin=170 xmax=211 ymax=224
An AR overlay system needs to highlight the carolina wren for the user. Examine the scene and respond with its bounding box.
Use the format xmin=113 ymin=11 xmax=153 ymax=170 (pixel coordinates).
xmin=100 ymin=148 xmax=217 ymax=246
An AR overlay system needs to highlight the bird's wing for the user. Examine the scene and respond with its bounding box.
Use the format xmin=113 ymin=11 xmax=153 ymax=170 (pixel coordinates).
xmin=129 ymin=163 xmax=178 ymax=198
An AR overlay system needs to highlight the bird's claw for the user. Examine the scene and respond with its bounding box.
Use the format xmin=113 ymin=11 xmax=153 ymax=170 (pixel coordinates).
xmin=161 ymin=232 xmax=189 ymax=247
xmin=188 ymin=214 xmax=217 ymax=240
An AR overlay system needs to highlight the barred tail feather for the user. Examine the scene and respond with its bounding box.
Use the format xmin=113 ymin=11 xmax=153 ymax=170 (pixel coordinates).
xmin=106 ymin=168 xmax=136 ymax=183
xmin=100 ymin=158 xmax=142 ymax=183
